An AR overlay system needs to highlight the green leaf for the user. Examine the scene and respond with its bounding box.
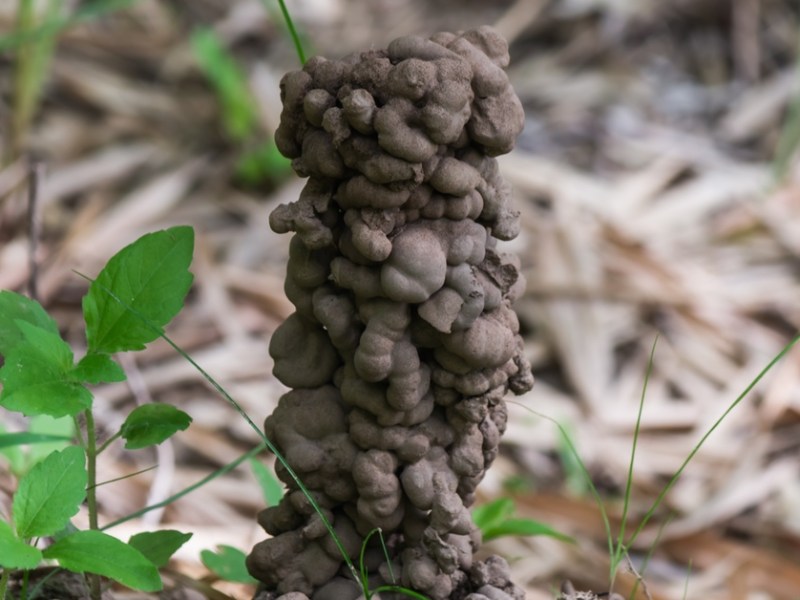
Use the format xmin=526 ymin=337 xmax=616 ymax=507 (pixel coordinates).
xmin=482 ymin=518 xmax=575 ymax=544
xmin=0 ymin=291 xmax=58 ymax=356
xmin=13 ymin=446 xmax=86 ymax=538
xmin=128 ymin=530 xmax=192 ymax=568
xmin=120 ymin=404 xmax=192 ymax=449
xmin=201 ymin=545 xmax=257 ymax=584
xmin=249 ymin=458 xmax=284 ymax=506
xmin=0 ymin=519 xmax=41 ymax=569
xmin=472 ymin=497 xmax=515 ymax=533
xmin=82 ymin=226 xmax=194 ymax=354
xmin=43 ymin=530 xmax=162 ymax=592
xmin=72 ymin=353 xmax=126 ymax=384
xmin=0 ymin=321 xmax=92 ymax=418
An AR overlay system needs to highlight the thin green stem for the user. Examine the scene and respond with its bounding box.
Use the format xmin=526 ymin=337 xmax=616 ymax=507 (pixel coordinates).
xmin=507 ymin=401 xmax=616 ymax=560
xmin=621 ymin=333 xmax=800 ymax=553
xmin=89 ymin=463 xmax=157 ymax=489
xmin=626 ymin=514 xmax=670 ymax=600
xmin=275 ymin=0 xmax=306 ymax=64
xmin=258 ymin=0 xmax=307 ymax=65
xmin=376 ymin=528 xmax=396 ymax=584
xmin=359 ymin=528 xmax=375 ymax=592
xmin=682 ymin=560 xmax=692 ymax=600
xmin=82 ymin=409 xmax=101 ymax=600
xmin=160 ymin=332 xmax=359 ymax=580
xmin=612 ymin=336 xmax=658 ymax=585
xmin=71 ymin=415 xmax=86 ymax=448
xmin=368 ymin=585 xmax=430 ymax=600
xmin=83 ymin=410 xmax=98 ymax=531
xmin=0 ymin=569 xmax=9 ymax=600
xmin=26 ymin=567 xmax=62 ymax=600
xmin=102 ymin=445 xmax=265 ymax=530
xmin=95 ymin=430 xmax=121 ymax=455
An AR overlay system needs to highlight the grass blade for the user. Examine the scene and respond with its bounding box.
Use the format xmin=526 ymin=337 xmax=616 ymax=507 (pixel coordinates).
xmin=101 ymin=445 xmax=265 ymax=530
xmin=613 ymin=336 xmax=658 ymax=581
xmin=621 ymin=333 xmax=800 ymax=552
xmin=258 ymin=0 xmax=307 ymax=65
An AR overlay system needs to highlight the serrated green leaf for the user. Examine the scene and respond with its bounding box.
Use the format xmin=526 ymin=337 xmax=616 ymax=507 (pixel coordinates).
xmin=201 ymin=545 xmax=257 ymax=583
xmin=72 ymin=353 xmax=126 ymax=384
xmin=82 ymin=226 xmax=194 ymax=354
xmin=249 ymin=458 xmax=284 ymax=506
xmin=13 ymin=446 xmax=86 ymax=538
xmin=128 ymin=530 xmax=192 ymax=568
xmin=0 ymin=519 xmax=41 ymax=569
xmin=0 ymin=321 xmax=92 ymax=418
xmin=43 ymin=530 xmax=162 ymax=592
xmin=482 ymin=517 xmax=575 ymax=544
xmin=120 ymin=404 xmax=192 ymax=449
xmin=0 ymin=291 xmax=58 ymax=356
xmin=472 ymin=497 xmax=515 ymax=533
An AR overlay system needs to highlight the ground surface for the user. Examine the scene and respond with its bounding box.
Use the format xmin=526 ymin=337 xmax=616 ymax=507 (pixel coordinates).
xmin=1 ymin=1 xmax=800 ymax=599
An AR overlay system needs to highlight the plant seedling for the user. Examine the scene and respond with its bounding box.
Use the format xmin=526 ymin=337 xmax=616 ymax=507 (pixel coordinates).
xmin=201 ymin=545 xmax=258 ymax=585
xmin=472 ymin=497 xmax=575 ymax=544
xmin=0 ymin=226 xmax=197 ymax=599
xmin=513 ymin=333 xmax=800 ymax=597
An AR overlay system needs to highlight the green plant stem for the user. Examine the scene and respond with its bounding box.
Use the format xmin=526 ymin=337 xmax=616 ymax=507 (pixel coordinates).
xmin=620 ymin=332 xmax=800 ymax=554
xmin=26 ymin=567 xmax=59 ymax=600
xmin=682 ymin=560 xmax=692 ymax=600
xmin=21 ymin=570 xmax=29 ymax=600
xmin=611 ymin=337 xmax=657 ymax=587
xmin=0 ymin=568 xmax=9 ymax=600
xmin=275 ymin=0 xmax=306 ymax=64
xmin=83 ymin=410 xmax=99 ymax=530
xmin=82 ymin=409 xmax=102 ymax=600
xmin=95 ymin=430 xmax=121 ymax=455
xmin=626 ymin=515 xmax=670 ymax=600
xmin=369 ymin=585 xmax=430 ymax=600
xmin=257 ymin=0 xmax=307 ymax=65
xmin=156 ymin=333 xmax=362 ymax=579
xmin=90 ymin=464 xmax=157 ymax=489
xmin=101 ymin=444 xmax=265 ymax=530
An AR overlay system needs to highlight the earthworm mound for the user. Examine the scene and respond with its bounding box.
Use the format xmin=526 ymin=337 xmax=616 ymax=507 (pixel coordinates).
xmin=248 ymin=25 xmax=534 ymax=600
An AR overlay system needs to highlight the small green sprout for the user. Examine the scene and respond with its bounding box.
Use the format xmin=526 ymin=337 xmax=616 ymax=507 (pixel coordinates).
xmin=0 ymin=227 xmax=196 ymax=599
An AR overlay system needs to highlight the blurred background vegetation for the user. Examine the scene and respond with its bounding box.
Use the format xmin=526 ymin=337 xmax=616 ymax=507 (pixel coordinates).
xmin=1 ymin=1 xmax=800 ymax=598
